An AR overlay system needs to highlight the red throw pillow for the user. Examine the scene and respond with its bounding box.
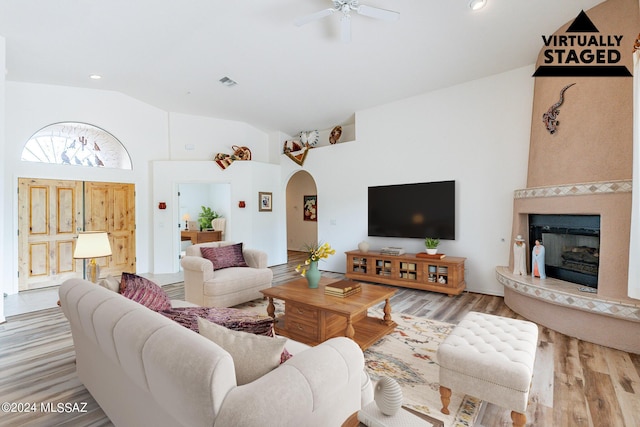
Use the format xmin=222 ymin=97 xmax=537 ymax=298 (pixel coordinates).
xmin=200 ymin=243 xmax=249 ymax=271
xmin=120 ymin=272 xmax=172 ymax=312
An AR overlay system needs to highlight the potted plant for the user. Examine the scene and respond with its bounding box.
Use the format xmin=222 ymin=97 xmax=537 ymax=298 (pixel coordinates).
xmin=424 ymin=237 xmax=440 ymax=255
xmin=198 ymin=206 xmax=220 ymax=231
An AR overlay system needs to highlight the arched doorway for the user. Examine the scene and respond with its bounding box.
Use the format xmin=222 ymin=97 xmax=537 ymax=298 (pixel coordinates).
xmin=286 ymin=170 xmax=318 ymax=250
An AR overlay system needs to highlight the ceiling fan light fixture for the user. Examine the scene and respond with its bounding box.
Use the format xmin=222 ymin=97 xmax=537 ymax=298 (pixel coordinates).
xmin=340 ymin=13 xmax=352 ymax=43
xmin=469 ymin=0 xmax=487 ymax=11
xmin=294 ymin=0 xmax=399 ymax=42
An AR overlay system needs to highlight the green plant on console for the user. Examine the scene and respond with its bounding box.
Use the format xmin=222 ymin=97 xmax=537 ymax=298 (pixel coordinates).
xmin=198 ymin=206 xmax=220 ymax=230
xmin=424 ymin=237 xmax=440 ymax=249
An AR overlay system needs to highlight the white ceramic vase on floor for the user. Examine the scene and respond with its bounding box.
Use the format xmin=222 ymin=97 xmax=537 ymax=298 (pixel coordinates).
xmin=373 ymin=377 xmax=403 ymax=416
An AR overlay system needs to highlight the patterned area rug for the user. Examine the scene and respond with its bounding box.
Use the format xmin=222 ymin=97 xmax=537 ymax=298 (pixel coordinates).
xmin=234 ymin=300 xmax=483 ymax=427
xmin=365 ymin=310 xmax=482 ymax=427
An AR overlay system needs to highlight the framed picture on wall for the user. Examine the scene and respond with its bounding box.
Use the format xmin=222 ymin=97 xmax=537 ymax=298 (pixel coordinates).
xmin=259 ymin=192 xmax=272 ymax=212
xmin=303 ymin=195 xmax=317 ymax=221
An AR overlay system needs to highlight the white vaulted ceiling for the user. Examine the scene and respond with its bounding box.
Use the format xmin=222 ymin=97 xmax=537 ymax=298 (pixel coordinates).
xmin=0 ymin=0 xmax=605 ymax=135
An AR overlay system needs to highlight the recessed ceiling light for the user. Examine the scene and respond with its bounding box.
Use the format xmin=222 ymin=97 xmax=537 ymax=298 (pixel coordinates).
xmin=89 ymin=74 xmax=102 ymax=80
xmin=469 ymin=0 xmax=487 ymax=11
xmin=219 ymin=76 xmax=238 ymax=87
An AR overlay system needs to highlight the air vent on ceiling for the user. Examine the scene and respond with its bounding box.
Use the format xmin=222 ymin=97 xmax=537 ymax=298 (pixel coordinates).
xmin=219 ymin=76 xmax=238 ymax=87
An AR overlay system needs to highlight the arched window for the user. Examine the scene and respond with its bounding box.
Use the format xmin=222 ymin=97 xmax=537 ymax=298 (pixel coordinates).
xmin=21 ymin=122 xmax=132 ymax=170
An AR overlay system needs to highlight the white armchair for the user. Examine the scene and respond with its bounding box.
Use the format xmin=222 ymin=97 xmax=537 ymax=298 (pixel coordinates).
xmin=180 ymin=241 xmax=273 ymax=307
xmin=211 ymin=218 xmax=226 ymax=239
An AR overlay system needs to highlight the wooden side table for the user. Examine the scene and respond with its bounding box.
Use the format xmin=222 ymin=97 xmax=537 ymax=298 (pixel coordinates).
xmin=181 ymin=230 xmax=222 ymax=244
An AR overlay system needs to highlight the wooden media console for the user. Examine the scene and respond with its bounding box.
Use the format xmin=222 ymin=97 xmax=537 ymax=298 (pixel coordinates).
xmin=345 ymin=250 xmax=466 ymax=296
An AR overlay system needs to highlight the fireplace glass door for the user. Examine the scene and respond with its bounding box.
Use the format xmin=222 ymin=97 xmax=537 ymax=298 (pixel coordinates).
xmin=529 ymin=214 xmax=600 ymax=288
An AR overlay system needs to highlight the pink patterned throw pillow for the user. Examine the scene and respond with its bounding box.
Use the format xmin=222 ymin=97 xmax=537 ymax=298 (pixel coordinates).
xmin=200 ymin=243 xmax=248 ymax=270
xmin=120 ymin=272 xmax=172 ymax=312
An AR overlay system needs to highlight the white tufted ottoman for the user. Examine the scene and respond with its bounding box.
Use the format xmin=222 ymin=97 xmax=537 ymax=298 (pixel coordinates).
xmin=437 ymin=312 xmax=538 ymax=427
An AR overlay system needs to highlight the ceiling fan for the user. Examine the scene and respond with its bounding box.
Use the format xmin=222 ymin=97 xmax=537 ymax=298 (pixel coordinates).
xmin=294 ymin=0 xmax=399 ymax=43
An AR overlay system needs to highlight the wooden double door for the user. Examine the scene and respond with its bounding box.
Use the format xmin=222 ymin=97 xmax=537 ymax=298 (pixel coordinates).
xmin=18 ymin=178 xmax=136 ymax=291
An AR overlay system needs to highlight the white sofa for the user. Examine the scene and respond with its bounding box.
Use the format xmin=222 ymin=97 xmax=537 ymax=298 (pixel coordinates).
xmin=59 ymin=278 xmax=366 ymax=427
xmin=180 ymin=241 xmax=273 ymax=307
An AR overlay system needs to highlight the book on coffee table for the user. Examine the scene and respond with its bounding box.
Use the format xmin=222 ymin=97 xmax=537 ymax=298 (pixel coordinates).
xmin=358 ymin=402 xmax=442 ymax=427
xmin=324 ymin=287 xmax=361 ymax=298
xmin=325 ymin=281 xmax=361 ymax=293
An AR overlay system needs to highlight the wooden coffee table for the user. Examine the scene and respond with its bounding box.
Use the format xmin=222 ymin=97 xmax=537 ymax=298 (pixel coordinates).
xmin=260 ymin=277 xmax=397 ymax=350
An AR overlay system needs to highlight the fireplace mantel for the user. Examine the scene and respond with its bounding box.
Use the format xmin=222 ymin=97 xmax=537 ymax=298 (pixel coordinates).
xmin=514 ymin=179 xmax=631 ymax=199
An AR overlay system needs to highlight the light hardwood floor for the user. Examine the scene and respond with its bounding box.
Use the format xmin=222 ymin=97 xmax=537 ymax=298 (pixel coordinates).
xmin=283 ymin=252 xmax=640 ymax=427
xmin=1 ymin=252 xmax=638 ymax=426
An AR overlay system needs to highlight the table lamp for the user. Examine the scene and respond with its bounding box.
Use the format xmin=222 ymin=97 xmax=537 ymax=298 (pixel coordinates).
xmin=183 ymin=213 xmax=191 ymax=230
xmin=74 ymin=231 xmax=112 ymax=283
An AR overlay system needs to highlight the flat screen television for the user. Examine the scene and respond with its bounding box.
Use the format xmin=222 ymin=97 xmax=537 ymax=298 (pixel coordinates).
xmin=368 ymin=180 xmax=455 ymax=240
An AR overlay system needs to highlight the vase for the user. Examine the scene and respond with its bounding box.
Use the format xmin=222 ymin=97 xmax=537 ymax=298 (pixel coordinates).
xmin=358 ymin=241 xmax=370 ymax=253
xmin=306 ymin=261 xmax=321 ymax=288
xmin=426 ymin=248 xmax=438 ymax=255
xmin=374 ymin=377 xmax=403 ymax=415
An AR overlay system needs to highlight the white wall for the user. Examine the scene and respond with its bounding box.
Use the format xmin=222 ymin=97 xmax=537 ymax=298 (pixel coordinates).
xmin=2 ymin=64 xmax=534 ymax=300
xmin=3 ymin=82 xmax=169 ymax=295
xmin=169 ymin=113 xmax=269 ymax=162
xmin=630 ymin=50 xmax=640 ymax=299
xmin=280 ymin=65 xmax=534 ymax=295
xmin=0 ymin=36 xmax=6 ymax=323
xmin=152 ymin=160 xmax=286 ymax=273
xmin=1 ymin=82 xmax=274 ymax=296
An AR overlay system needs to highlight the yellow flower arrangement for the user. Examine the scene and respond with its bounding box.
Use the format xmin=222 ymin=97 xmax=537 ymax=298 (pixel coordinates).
xmin=295 ymin=242 xmax=336 ymax=276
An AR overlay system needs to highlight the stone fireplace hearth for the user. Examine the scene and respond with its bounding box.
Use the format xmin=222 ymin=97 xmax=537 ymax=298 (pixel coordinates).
xmin=499 ymin=180 xmax=640 ymax=353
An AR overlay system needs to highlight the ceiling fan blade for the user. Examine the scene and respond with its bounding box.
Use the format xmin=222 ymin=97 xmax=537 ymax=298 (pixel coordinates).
xmin=294 ymin=8 xmax=335 ymax=26
xmin=356 ymin=4 xmax=399 ymax=21
xmin=340 ymin=14 xmax=351 ymax=43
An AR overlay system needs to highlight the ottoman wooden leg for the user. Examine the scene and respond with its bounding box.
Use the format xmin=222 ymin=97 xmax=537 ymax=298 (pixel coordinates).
xmin=511 ymin=411 xmax=526 ymax=427
xmin=439 ymin=386 xmax=451 ymax=415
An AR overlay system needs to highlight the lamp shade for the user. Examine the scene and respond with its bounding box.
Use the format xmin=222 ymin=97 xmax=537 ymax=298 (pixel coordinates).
xmin=74 ymin=231 xmax=112 ymax=259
